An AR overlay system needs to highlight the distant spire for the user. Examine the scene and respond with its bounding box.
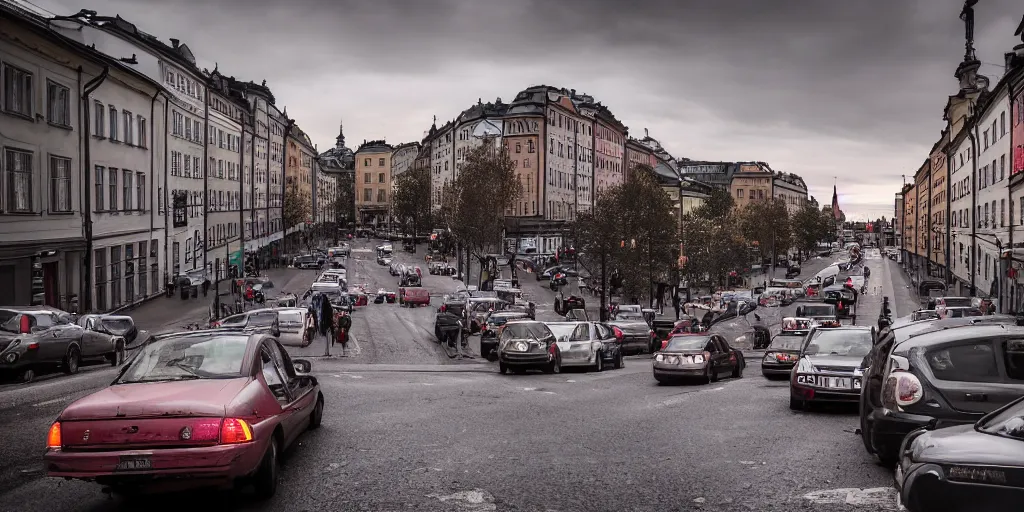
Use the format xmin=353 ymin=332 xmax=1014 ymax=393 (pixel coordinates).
xmin=335 ymin=119 xmax=346 ymax=149
xmin=831 ymin=185 xmax=841 ymax=221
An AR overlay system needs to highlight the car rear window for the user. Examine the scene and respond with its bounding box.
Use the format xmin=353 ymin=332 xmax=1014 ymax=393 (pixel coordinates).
xmin=770 ymin=333 xmax=805 ymax=350
xmin=278 ymin=311 xmax=303 ymax=326
xmin=926 ymin=342 xmax=1000 ymax=382
xmin=801 ymin=305 xmax=835 ymax=316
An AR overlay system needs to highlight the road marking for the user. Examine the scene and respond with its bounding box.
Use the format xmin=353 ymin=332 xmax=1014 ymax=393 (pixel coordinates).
xmin=427 ymin=489 xmax=497 ymax=511
xmin=802 ymin=487 xmax=898 ymax=507
xmin=33 ymin=397 xmax=71 ymax=407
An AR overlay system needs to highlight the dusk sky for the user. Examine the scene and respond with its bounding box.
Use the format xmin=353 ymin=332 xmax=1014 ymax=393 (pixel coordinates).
xmin=20 ymin=0 xmax=1024 ymax=220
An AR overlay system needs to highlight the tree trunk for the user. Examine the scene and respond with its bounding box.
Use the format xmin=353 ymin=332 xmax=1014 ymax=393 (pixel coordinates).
xmin=599 ymin=250 xmax=607 ymax=322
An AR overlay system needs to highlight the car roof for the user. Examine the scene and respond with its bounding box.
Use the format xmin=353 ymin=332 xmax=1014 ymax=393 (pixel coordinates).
xmin=892 ymin=319 xmax=1024 ymax=352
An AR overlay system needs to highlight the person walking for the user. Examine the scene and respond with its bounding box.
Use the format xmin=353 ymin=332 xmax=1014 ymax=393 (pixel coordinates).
xmin=336 ymin=311 xmax=352 ymax=356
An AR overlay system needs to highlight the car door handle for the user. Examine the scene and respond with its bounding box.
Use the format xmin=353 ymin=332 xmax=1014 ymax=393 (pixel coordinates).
xmin=965 ymin=393 xmax=988 ymax=402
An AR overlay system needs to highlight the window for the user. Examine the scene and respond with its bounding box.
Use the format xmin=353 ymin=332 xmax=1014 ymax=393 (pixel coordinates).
xmin=46 ymin=80 xmax=71 ymax=127
xmin=94 ymin=248 xmax=107 ymax=310
xmin=927 ymin=342 xmax=999 ymax=382
xmin=4 ymin=149 xmax=33 ymax=213
xmin=195 ymin=156 xmax=201 ymax=179
xmin=184 ymin=155 xmax=191 ymax=178
xmin=49 ymin=156 xmax=71 ymax=212
xmin=108 ymin=168 xmax=118 ymax=210
xmin=93 ymin=101 xmax=104 ymax=136
xmin=1001 ymin=155 xmax=1006 ymax=181
xmin=363 ymin=188 xmax=372 ymax=202
xmin=377 ymin=189 xmax=387 ymax=203
xmin=194 ymin=120 xmax=200 ymax=142
xmin=1002 ymin=199 xmax=1006 ymax=227
xmin=736 ymin=189 xmax=744 ymax=199
xmin=109 ymin=105 xmax=118 ymax=141
xmin=123 ymin=170 xmax=133 ymax=210
xmin=364 ymin=173 xmax=371 ymax=184
xmin=528 ymin=139 xmax=535 ymax=153
xmin=3 ymin=63 xmax=32 ymax=117
xmin=515 ymin=142 xmax=522 ymax=153
xmin=378 ymin=173 xmax=385 ymax=184
xmin=984 ymin=130 xmax=990 ymax=149
xmin=110 ymin=245 xmax=121 ymax=307
xmin=1002 ymin=112 xmax=1007 ymax=136
xmin=123 ymin=110 xmax=133 ymax=144
xmin=379 ymin=158 xmax=385 ymax=167
xmin=95 ymin=166 xmax=104 ymax=211
xmin=218 ymin=130 xmax=224 ymax=149
xmin=137 ymin=172 xmax=145 ymax=211
xmin=172 ymin=111 xmax=182 ymax=136
xmin=137 ymin=116 xmax=147 ymax=147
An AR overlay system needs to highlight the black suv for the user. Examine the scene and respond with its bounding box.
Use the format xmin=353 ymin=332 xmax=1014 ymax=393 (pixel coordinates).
xmin=859 ymin=315 xmax=1023 ymax=465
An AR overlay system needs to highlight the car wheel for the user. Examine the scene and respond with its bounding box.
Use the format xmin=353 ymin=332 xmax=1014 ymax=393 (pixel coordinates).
xmin=593 ymin=353 xmax=603 ymax=372
xmin=499 ymin=362 xmax=508 ymax=375
xmin=63 ymin=346 xmax=81 ymax=375
xmin=732 ymin=361 xmax=743 ymax=379
xmin=252 ymin=437 xmax=279 ymax=500
xmin=308 ymin=396 xmax=324 ymax=430
xmin=789 ymin=396 xmax=805 ymax=411
xmin=546 ymin=355 xmax=561 ymax=374
xmin=616 ymin=351 xmax=624 ymax=369
xmin=859 ymin=394 xmax=874 ymax=453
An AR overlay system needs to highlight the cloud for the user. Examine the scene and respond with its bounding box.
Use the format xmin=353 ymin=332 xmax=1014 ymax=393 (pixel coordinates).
xmin=24 ymin=0 xmax=1024 ymax=219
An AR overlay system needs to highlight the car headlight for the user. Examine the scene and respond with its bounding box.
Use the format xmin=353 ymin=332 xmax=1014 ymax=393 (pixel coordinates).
xmin=692 ymin=355 xmax=705 ymax=364
xmin=655 ymin=354 xmax=664 ymax=362
xmin=796 ymin=358 xmax=817 ymax=373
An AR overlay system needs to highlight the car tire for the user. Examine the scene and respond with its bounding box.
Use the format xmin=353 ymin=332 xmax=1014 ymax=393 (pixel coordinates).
xmin=789 ymin=396 xmax=805 ymax=411
xmin=546 ymin=354 xmax=561 ymax=374
xmin=616 ymin=351 xmax=624 ymax=369
xmin=499 ymin=362 xmax=508 ymax=375
xmin=252 ymin=437 xmax=279 ymax=500
xmin=859 ymin=394 xmax=874 ymax=454
xmin=593 ymin=353 xmax=603 ymax=372
xmin=732 ymin=360 xmax=743 ymax=379
xmin=308 ymin=396 xmax=324 ymax=430
xmin=63 ymin=346 xmax=81 ymax=375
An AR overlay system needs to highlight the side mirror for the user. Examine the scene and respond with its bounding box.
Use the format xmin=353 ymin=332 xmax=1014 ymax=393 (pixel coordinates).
xmin=293 ymin=359 xmax=312 ymax=374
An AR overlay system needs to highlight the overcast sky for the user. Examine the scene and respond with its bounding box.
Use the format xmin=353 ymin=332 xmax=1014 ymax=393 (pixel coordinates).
xmin=22 ymin=0 xmax=1024 ymax=220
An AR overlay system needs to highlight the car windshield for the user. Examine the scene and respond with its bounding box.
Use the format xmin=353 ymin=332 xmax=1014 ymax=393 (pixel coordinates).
xmin=0 ymin=310 xmax=19 ymax=333
xmin=101 ymin=317 xmax=134 ymax=335
xmin=117 ymin=333 xmax=249 ymax=383
xmin=804 ymin=329 xmax=872 ymax=357
xmin=278 ymin=311 xmax=303 ymax=326
xmin=500 ymin=323 xmax=547 ymax=341
xmin=247 ymin=312 xmax=277 ymax=327
xmin=770 ymin=333 xmax=806 ymax=350
xmin=546 ymin=323 xmax=577 ymax=339
xmin=801 ymin=305 xmax=835 ymax=317
xmin=665 ymin=336 xmax=711 ymax=351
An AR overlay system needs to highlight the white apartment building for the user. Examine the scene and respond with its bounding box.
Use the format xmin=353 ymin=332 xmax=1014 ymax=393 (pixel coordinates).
xmin=973 ymin=87 xmax=1012 ymax=300
xmin=948 ymin=130 xmax=974 ymax=295
xmin=267 ymin=106 xmax=287 ymax=252
xmin=545 ymin=90 xmax=594 ymax=221
xmin=205 ymin=74 xmax=245 ymax=277
xmin=429 ymin=120 xmax=454 ymax=211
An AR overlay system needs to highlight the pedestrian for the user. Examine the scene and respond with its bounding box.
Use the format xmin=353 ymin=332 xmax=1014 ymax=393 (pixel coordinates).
xmin=318 ymin=293 xmax=334 ymax=348
xmin=335 ymin=311 xmax=352 ymax=356
xmin=672 ymin=292 xmax=681 ymax=321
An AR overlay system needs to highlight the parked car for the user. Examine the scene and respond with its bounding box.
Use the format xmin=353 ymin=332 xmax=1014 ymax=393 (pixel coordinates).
xmin=211 ymin=308 xmax=283 ymax=338
xmin=479 ymin=311 xmax=531 ymax=360
xmin=790 ymin=323 xmax=874 ymax=410
xmin=0 ymin=307 xmax=124 ymax=382
xmin=895 ymin=395 xmax=1024 ymax=512
xmin=77 ymin=314 xmax=148 ymax=352
xmin=399 ymin=287 xmax=430 ymax=307
xmin=859 ymin=315 xmax=1023 ymax=465
xmin=546 ymin=321 xmax=623 ymax=371
xmin=434 ymin=300 xmax=469 ymax=347
xmin=497 ymin=321 xmax=560 ymax=374
xmin=653 ymin=334 xmax=744 ymax=384
xmin=400 ymin=269 xmax=421 ymax=287
xmin=293 ymin=255 xmax=321 ymax=270
xmin=608 ymin=319 xmax=656 ymax=355
xmin=43 ymin=330 xmax=323 ymax=498
xmin=761 ymin=317 xmax=812 ymax=379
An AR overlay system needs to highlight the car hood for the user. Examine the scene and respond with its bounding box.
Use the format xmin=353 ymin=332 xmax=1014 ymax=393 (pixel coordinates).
xmin=59 ymin=378 xmax=250 ymax=420
xmin=908 ymin=425 xmax=1024 ymax=467
xmin=804 ymin=354 xmax=862 ymax=370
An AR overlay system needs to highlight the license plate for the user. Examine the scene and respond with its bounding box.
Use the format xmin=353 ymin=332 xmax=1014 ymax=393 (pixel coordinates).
xmin=115 ymin=456 xmax=152 ymax=471
xmin=823 ymin=377 xmax=850 ymax=389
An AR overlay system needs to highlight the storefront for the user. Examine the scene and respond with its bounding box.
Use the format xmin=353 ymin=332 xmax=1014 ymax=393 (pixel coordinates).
xmin=0 ymin=240 xmax=85 ymax=311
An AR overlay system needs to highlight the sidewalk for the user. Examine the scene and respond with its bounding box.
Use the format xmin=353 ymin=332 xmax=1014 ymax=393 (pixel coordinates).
xmin=126 ymin=267 xmax=312 ymax=333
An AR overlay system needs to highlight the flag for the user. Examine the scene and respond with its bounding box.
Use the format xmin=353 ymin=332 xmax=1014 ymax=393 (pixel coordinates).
xmin=831 ymin=185 xmax=841 ymax=220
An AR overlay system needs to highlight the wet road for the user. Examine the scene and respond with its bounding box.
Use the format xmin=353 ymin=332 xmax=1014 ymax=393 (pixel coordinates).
xmin=0 ymin=246 xmax=921 ymax=511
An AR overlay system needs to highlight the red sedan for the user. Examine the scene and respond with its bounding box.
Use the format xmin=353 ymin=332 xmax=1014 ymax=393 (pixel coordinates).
xmin=43 ymin=330 xmax=324 ymax=498
xmin=399 ymin=287 xmax=430 ymax=307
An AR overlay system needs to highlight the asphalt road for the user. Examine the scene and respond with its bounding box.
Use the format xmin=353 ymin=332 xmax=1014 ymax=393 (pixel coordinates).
xmin=0 ymin=245 xmax=922 ymax=511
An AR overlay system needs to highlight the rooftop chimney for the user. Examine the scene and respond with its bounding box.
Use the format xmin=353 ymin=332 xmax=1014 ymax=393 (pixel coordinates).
xmin=170 ymin=38 xmax=179 ymax=48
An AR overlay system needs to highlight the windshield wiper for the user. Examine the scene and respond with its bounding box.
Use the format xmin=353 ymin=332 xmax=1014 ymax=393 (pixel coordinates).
xmin=119 ymin=374 xmax=201 ymax=384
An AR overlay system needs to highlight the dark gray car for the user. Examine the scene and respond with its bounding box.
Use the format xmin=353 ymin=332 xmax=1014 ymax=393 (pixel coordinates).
xmin=0 ymin=307 xmax=123 ymax=382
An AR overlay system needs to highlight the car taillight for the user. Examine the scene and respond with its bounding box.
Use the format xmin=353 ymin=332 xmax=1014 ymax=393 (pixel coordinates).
xmin=20 ymin=316 xmax=30 ymax=334
xmin=189 ymin=419 xmax=222 ymax=442
xmin=882 ymin=370 xmax=923 ymax=409
xmin=27 ymin=342 xmax=39 ymax=350
xmin=46 ymin=422 xmax=61 ymax=448
xmin=612 ymin=326 xmax=624 ymax=342
xmin=220 ymin=418 xmax=254 ymax=444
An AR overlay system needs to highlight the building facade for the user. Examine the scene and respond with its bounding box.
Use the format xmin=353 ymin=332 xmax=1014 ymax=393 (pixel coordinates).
xmin=948 ymin=128 xmax=974 ymax=295
xmin=389 ymin=141 xmax=420 ymax=221
xmin=928 ymin=133 xmax=949 ymax=281
xmin=901 ymin=182 xmax=917 ymax=268
xmin=204 ymin=71 xmax=245 ymax=279
xmin=502 ymin=88 xmax=545 ymax=219
xmin=453 ymin=100 xmax=505 ymax=183
xmin=973 ymin=84 xmax=1013 ymax=302
xmin=428 ymin=121 xmax=454 ymax=211
xmin=913 ymin=159 xmax=931 ymax=283
xmin=592 ymin=105 xmax=626 ymax=194
xmin=355 ymin=140 xmax=393 ymax=226
xmin=773 ymin=173 xmax=808 ymax=214
xmin=730 ymin=163 xmax=774 ymax=208
xmin=285 ymin=124 xmax=316 ymax=226
xmin=678 ymin=162 xmax=736 ymax=190
xmin=624 ymin=137 xmax=655 ymax=182
xmin=318 ymin=121 xmax=355 ymax=228
xmin=544 ymin=89 xmax=594 ymax=221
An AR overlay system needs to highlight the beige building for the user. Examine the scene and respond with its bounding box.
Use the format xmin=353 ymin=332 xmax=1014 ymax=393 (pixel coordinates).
xmin=286 ymin=125 xmax=316 ymax=228
xmin=731 ymin=162 xmax=774 ymax=207
xmin=773 ymin=172 xmax=808 ymax=214
xmin=355 ymin=140 xmax=393 ymax=226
